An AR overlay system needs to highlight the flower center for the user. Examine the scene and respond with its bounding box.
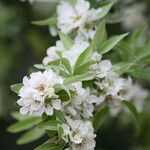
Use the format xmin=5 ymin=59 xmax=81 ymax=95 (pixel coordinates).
xmin=84 ymin=22 xmax=93 ymax=30
xmin=44 ymin=98 xmax=52 ymax=106
xmin=105 ymin=95 xmax=113 ymax=103
xmin=119 ymin=89 xmax=128 ymax=96
xmin=71 ymin=129 xmax=80 ymax=138
xmin=37 ymin=84 xmax=45 ymax=92
xmin=72 ymin=15 xmax=81 ymax=22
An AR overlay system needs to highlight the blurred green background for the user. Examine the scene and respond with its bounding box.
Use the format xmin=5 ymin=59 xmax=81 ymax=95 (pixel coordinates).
xmin=0 ymin=0 xmax=149 ymax=150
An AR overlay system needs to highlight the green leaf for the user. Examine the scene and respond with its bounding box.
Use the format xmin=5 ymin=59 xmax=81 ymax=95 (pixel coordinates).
xmin=134 ymin=43 xmax=150 ymax=62
xmin=57 ymin=124 xmax=68 ymax=143
xmin=64 ymin=72 xmax=96 ymax=86
xmin=49 ymin=58 xmax=73 ymax=74
xmin=7 ymin=117 xmax=42 ymax=133
xmin=91 ymin=20 xmax=106 ymax=52
xmin=57 ymin=125 xmax=64 ymax=140
xmin=93 ymin=107 xmax=109 ymax=132
xmin=34 ymin=64 xmax=52 ymax=70
xmin=55 ymin=111 xmax=65 ymax=123
xmin=115 ymin=41 xmax=135 ymax=61
xmin=130 ymin=24 xmax=148 ymax=48
xmin=54 ymin=84 xmax=71 ymax=99
xmin=57 ymin=90 xmax=71 ymax=102
xmin=98 ymin=2 xmax=113 ymax=19
xmin=74 ymin=46 xmax=92 ymax=71
xmin=123 ymin=101 xmax=138 ymax=122
xmin=112 ymin=62 xmax=134 ymax=75
xmin=34 ymin=139 xmax=65 ymax=150
xmin=131 ymin=68 xmax=150 ymax=81
xmin=106 ymin=12 xmax=126 ymax=24
xmin=74 ymin=61 xmax=95 ymax=75
xmin=60 ymin=58 xmax=73 ymax=74
xmin=38 ymin=120 xmax=61 ymax=131
xmin=59 ymin=32 xmax=74 ymax=50
xmin=11 ymin=112 xmax=30 ymax=121
xmin=17 ymin=128 xmax=45 ymax=145
xmin=10 ymin=83 xmax=23 ymax=94
xmin=99 ymin=33 xmax=129 ymax=54
xmin=31 ymin=17 xmax=57 ymax=26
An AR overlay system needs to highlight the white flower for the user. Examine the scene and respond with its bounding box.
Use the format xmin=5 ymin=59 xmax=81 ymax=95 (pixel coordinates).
xmin=43 ymin=40 xmax=89 ymax=67
xmin=62 ymin=117 xmax=96 ymax=150
xmin=72 ymin=132 xmax=96 ymax=150
xmin=122 ymin=3 xmax=146 ymax=31
xmin=43 ymin=40 xmax=65 ymax=65
xmin=96 ymin=71 xmax=125 ymax=96
xmin=57 ymin=0 xmax=102 ymax=39
xmin=63 ymin=82 xmax=101 ymax=119
xmin=92 ymin=52 xmax=102 ymax=63
xmin=124 ymin=83 xmax=149 ymax=112
xmin=95 ymin=69 xmax=132 ymax=109
xmin=17 ymin=70 xmax=63 ymax=116
xmin=62 ymin=41 xmax=89 ymax=67
xmin=97 ymin=60 xmax=112 ymax=78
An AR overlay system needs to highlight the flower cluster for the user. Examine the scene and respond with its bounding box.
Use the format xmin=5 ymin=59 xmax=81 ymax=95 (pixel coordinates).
xmin=17 ymin=40 xmax=132 ymax=149
xmin=91 ymin=54 xmax=132 ymax=108
xmin=11 ymin=0 xmax=149 ymax=150
xmin=57 ymin=0 xmax=102 ymax=41
xmin=17 ymin=70 xmax=63 ymax=116
xmin=62 ymin=117 xmax=96 ymax=150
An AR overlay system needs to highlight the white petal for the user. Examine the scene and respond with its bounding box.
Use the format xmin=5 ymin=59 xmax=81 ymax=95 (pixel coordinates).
xmin=20 ymin=107 xmax=29 ymax=115
xmin=62 ymin=124 xmax=70 ymax=135
xmin=45 ymin=106 xmax=54 ymax=116
xmin=99 ymin=60 xmax=112 ymax=72
xmin=52 ymin=99 xmax=61 ymax=110
xmin=75 ymin=0 xmax=90 ymax=15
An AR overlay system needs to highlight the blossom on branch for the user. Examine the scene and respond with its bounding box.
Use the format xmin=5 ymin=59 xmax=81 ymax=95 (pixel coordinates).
xmin=17 ymin=70 xmax=63 ymax=116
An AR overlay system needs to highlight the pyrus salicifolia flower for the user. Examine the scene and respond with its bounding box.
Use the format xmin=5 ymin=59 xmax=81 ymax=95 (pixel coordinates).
xmin=91 ymin=57 xmax=132 ymax=109
xmin=43 ymin=40 xmax=65 ymax=65
xmin=57 ymin=0 xmax=102 ymax=40
xmin=62 ymin=82 xmax=102 ymax=119
xmin=62 ymin=117 xmax=96 ymax=150
xmin=43 ymin=40 xmax=89 ymax=68
xmin=17 ymin=70 xmax=63 ymax=116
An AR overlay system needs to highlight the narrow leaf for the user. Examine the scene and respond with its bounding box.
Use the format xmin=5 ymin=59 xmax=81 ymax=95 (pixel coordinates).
xmin=91 ymin=20 xmax=106 ymax=52
xmin=74 ymin=47 xmax=92 ymax=71
xmin=64 ymin=72 xmax=96 ymax=86
xmin=112 ymin=62 xmax=134 ymax=75
xmin=34 ymin=64 xmax=52 ymax=70
xmin=123 ymin=101 xmax=138 ymax=122
xmin=34 ymin=139 xmax=65 ymax=150
xmin=38 ymin=120 xmax=61 ymax=131
xmin=130 ymin=24 xmax=148 ymax=47
xmin=10 ymin=83 xmax=23 ymax=94
xmin=74 ymin=61 xmax=95 ymax=75
xmin=17 ymin=128 xmax=45 ymax=145
xmin=99 ymin=2 xmax=113 ymax=19
xmin=48 ymin=58 xmax=73 ymax=74
xmin=134 ymin=43 xmax=150 ymax=62
xmin=7 ymin=117 xmax=42 ymax=133
xmin=59 ymin=32 xmax=74 ymax=50
xmin=11 ymin=112 xmax=30 ymax=121
xmin=31 ymin=18 xmax=57 ymax=26
xmin=93 ymin=107 xmax=109 ymax=132
xmin=55 ymin=111 xmax=65 ymax=123
xmin=131 ymin=68 xmax=150 ymax=81
xmin=99 ymin=33 xmax=129 ymax=54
